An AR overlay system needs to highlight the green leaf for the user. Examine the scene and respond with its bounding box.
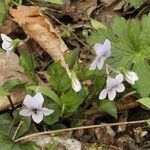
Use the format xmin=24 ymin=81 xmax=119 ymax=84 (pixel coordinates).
xmin=0 ymin=133 xmax=38 ymax=150
xmin=44 ymin=103 xmax=61 ymax=125
xmin=2 ymin=79 xmax=22 ymax=91
xmin=60 ymin=90 xmax=84 ymax=113
xmin=138 ymin=98 xmax=150 ymax=109
xmin=86 ymin=29 xmax=106 ymax=45
xmin=0 ymin=79 xmax=23 ymax=96
xmin=47 ymin=63 xmax=71 ymax=92
xmin=28 ymin=85 xmax=61 ymax=106
xmin=87 ymin=14 xmax=150 ymax=97
xmin=97 ymin=100 xmax=118 ymax=119
xmin=62 ymin=26 xmax=75 ymax=38
xmin=13 ymin=109 xmax=31 ymax=138
xmin=0 ymin=112 xmax=30 ymax=139
xmin=0 ymin=1 xmax=7 ymax=25
xmin=51 ymin=123 xmax=67 ymax=130
xmin=133 ymin=61 xmax=150 ymax=97
xmin=129 ymin=0 xmax=145 ymax=8
xmin=0 ymin=87 xmax=9 ymax=96
xmin=42 ymin=0 xmax=64 ymax=4
xmin=140 ymin=13 xmax=150 ymax=47
xmin=91 ymin=19 xmax=106 ymax=30
xmin=65 ymin=49 xmax=79 ymax=69
xmin=0 ymin=113 xmax=13 ymax=135
xmin=19 ymin=51 xmax=36 ymax=81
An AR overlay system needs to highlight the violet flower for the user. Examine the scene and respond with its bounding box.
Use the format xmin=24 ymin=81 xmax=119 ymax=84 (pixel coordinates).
xmin=99 ymin=74 xmax=125 ymax=101
xmin=19 ymin=93 xmax=54 ymax=124
xmin=89 ymin=39 xmax=111 ymax=70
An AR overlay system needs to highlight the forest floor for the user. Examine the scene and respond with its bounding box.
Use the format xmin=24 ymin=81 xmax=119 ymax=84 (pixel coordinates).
xmin=0 ymin=0 xmax=150 ymax=150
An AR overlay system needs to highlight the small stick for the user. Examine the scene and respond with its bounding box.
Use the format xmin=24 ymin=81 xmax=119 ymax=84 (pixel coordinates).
xmin=13 ymin=121 xmax=23 ymax=140
xmin=15 ymin=119 xmax=147 ymax=142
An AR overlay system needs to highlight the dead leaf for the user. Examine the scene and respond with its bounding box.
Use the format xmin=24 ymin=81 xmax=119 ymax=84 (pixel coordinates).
xmin=9 ymin=6 xmax=68 ymax=69
xmin=0 ymin=52 xmax=28 ymax=84
xmin=0 ymin=52 xmax=28 ymax=110
xmin=117 ymin=110 xmax=128 ymax=132
xmin=0 ymin=89 xmax=25 ymax=111
xmin=114 ymin=0 xmax=126 ymax=10
xmin=0 ymin=18 xmax=14 ymax=34
xmin=95 ymin=123 xmax=116 ymax=145
xmin=101 ymin=0 xmax=116 ymax=6
xmin=85 ymin=97 xmax=139 ymax=116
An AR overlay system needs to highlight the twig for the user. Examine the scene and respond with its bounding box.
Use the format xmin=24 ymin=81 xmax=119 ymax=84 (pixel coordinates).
xmin=7 ymin=95 xmax=15 ymax=110
xmin=13 ymin=121 xmax=23 ymax=140
xmin=15 ymin=119 xmax=147 ymax=142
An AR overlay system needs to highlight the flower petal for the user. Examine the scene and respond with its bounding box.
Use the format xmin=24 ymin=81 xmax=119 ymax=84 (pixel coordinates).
xmin=33 ymin=93 xmax=44 ymax=107
xmin=23 ymin=95 xmax=34 ymax=107
xmin=108 ymin=89 xmax=116 ymax=101
xmin=106 ymin=77 xmax=116 ymax=89
xmin=23 ymin=94 xmax=42 ymax=109
xmin=115 ymin=73 xmax=124 ymax=83
xmin=2 ymin=41 xmax=13 ymax=51
xmin=93 ymin=43 xmax=103 ymax=57
xmin=99 ymin=89 xmax=108 ymax=100
xmin=125 ymin=71 xmax=139 ymax=85
xmin=116 ymin=83 xmax=125 ymax=93
xmin=41 ymin=107 xmax=54 ymax=116
xmin=125 ymin=77 xmax=135 ymax=85
xmin=89 ymin=57 xmax=99 ymax=70
xmin=102 ymin=39 xmax=111 ymax=57
xmin=32 ymin=110 xmax=43 ymax=124
xmin=72 ymin=78 xmax=82 ymax=92
xmin=1 ymin=34 xmax=12 ymax=42
xmin=97 ymin=57 xmax=105 ymax=70
xmin=19 ymin=109 xmax=33 ymax=116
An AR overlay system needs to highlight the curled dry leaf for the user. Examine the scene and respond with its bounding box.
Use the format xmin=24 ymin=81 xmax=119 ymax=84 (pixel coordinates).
xmin=0 ymin=52 xmax=28 ymax=110
xmin=9 ymin=6 xmax=68 ymax=69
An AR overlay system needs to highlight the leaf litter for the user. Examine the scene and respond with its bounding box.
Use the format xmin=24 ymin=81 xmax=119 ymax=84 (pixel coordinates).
xmin=0 ymin=0 xmax=150 ymax=150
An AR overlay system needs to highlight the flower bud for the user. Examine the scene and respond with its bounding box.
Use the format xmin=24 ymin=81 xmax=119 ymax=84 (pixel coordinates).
xmin=125 ymin=71 xmax=139 ymax=85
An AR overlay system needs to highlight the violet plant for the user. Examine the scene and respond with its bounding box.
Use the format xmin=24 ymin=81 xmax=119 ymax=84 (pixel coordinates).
xmin=0 ymin=11 xmax=149 ymax=145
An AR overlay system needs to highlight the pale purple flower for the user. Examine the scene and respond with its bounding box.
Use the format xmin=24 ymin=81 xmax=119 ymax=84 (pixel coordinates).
xmin=99 ymin=74 xmax=125 ymax=101
xmin=19 ymin=93 xmax=54 ymax=124
xmin=124 ymin=71 xmax=139 ymax=85
xmin=89 ymin=39 xmax=111 ymax=70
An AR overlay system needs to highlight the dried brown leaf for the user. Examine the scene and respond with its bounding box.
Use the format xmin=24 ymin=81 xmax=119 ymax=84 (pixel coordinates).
xmin=95 ymin=123 xmax=116 ymax=145
xmin=0 ymin=89 xmax=25 ymax=111
xmin=0 ymin=52 xmax=28 ymax=110
xmin=0 ymin=52 xmax=28 ymax=84
xmin=9 ymin=6 xmax=68 ymax=68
